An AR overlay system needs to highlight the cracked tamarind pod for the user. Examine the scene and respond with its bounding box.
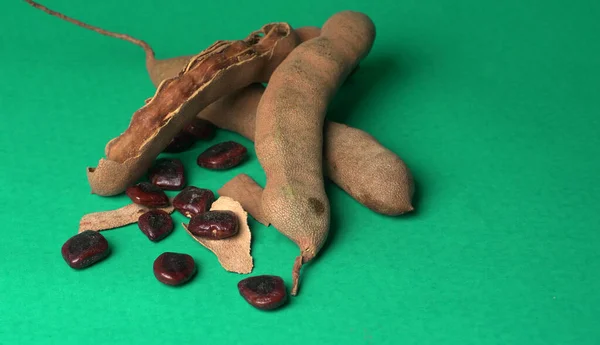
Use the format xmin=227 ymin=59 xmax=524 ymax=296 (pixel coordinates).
xmin=24 ymin=1 xmax=311 ymax=196
xmin=83 ymin=24 xmax=303 ymax=195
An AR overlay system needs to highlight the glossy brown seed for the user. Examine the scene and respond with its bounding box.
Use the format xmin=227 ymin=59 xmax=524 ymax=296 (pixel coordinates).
xmin=61 ymin=230 xmax=110 ymax=269
xmin=163 ymin=131 xmax=197 ymax=153
xmin=237 ymin=275 xmax=287 ymax=310
xmin=126 ymin=182 xmax=170 ymax=207
xmin=187 ymin=210 xmax=239 ymax=239
xmin=172 ymin=186 xmax=215 ymax=218
xmin=148 ymin=158 xmax=186 ymax=190
xmin=184 ymin=118 xmax=216 ymax=140
xmin=196 ymin=141 xmax=248 ymax=170
xmin=153 ymin=252 xmax=196 ymax=286
xmin=138 ymin=209 xmax=174 ymax=242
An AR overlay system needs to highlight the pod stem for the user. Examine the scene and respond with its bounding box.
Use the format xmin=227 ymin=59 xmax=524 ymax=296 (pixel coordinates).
xmin=291 ymin=255 xmax=304 ymax=296
xmin=23 ymin=0 xmax=155 ymax=67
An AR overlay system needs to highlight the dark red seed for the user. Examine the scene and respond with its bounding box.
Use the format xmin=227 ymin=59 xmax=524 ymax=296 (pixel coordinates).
xmin=148 ymin=158 xmax=186 ymax=190
xmin=61 ymin=230 xmax=110 ymax=269
xmin=196 ymin=141 xmax=247 ymax=170
xmin=237 ymin=275 xmax=287 ymax=310
xmin=163 ymin=131 xmax=197 ymax=153
xmin=187 ymin=210 xmax=239 ymax=239
xmin=126 ymin=182 xmax=170 ymax=207
xmin=184 ymin=118 xmax=216 ymax=140
xmin=153 ymin=252 xmax=196 ymax=286
xmin=172 ymin=186 xmax=215 ymax=218
xmin=138 ymin=210 xmax=174 ymax=242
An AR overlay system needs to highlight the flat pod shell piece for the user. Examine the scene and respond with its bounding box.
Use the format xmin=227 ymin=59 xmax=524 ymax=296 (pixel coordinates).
xmin=78 ymin=202 xmax=175 ymax=233
xmin=218 ymin=174 xmax=269 ymax=226
xmin=182 ymin=196 xmax=253 ymax=274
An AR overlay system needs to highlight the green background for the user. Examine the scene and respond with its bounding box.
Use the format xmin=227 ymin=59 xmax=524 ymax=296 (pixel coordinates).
xmin=1 ymin=0 xmax=599 ymax=344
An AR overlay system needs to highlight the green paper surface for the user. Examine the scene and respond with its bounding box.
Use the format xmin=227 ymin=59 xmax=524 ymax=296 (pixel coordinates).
xmin=1 ymin=0 xmax=599 ymax=344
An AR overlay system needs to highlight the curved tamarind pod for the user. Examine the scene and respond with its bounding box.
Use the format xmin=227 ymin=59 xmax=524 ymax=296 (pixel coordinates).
xmin=254 ymin=11 xmax=377 ymax=295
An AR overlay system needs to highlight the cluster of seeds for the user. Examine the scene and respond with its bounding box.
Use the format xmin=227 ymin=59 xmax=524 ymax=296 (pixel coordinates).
xmin=61 ymin=119 xmax=287 ymax=310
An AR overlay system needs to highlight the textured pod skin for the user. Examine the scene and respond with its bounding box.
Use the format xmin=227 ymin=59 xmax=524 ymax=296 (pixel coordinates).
xmin=254 ymin=11 xmax=377 ymax=295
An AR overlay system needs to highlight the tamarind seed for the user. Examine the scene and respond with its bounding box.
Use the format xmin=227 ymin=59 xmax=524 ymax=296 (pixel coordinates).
xmin=197 ymin=141 xmax=248 ymax=170
xmin=153 ymin=252 xmax=197 ymax=286
xmin=61 ymin=230 xmax=110 ymax=269
xmin=172 ymin=186 xmax=215 ymax=218
xmin=163 ymin=131 xmax=197 ymax=153
xmin=187 ymin=210 xmax=239 ymax=240
xmin=138 ymin=210 xmax=174 ymax=242
xmin=126 ymin=182 xmax=170 ymax=207
xmin=184 ymin=118 xmax=216 ymax=140
xmin=237 ymin=275 xmax=287 ymax=310
xmin=148 ymin=158 xmax=186 ymax=190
